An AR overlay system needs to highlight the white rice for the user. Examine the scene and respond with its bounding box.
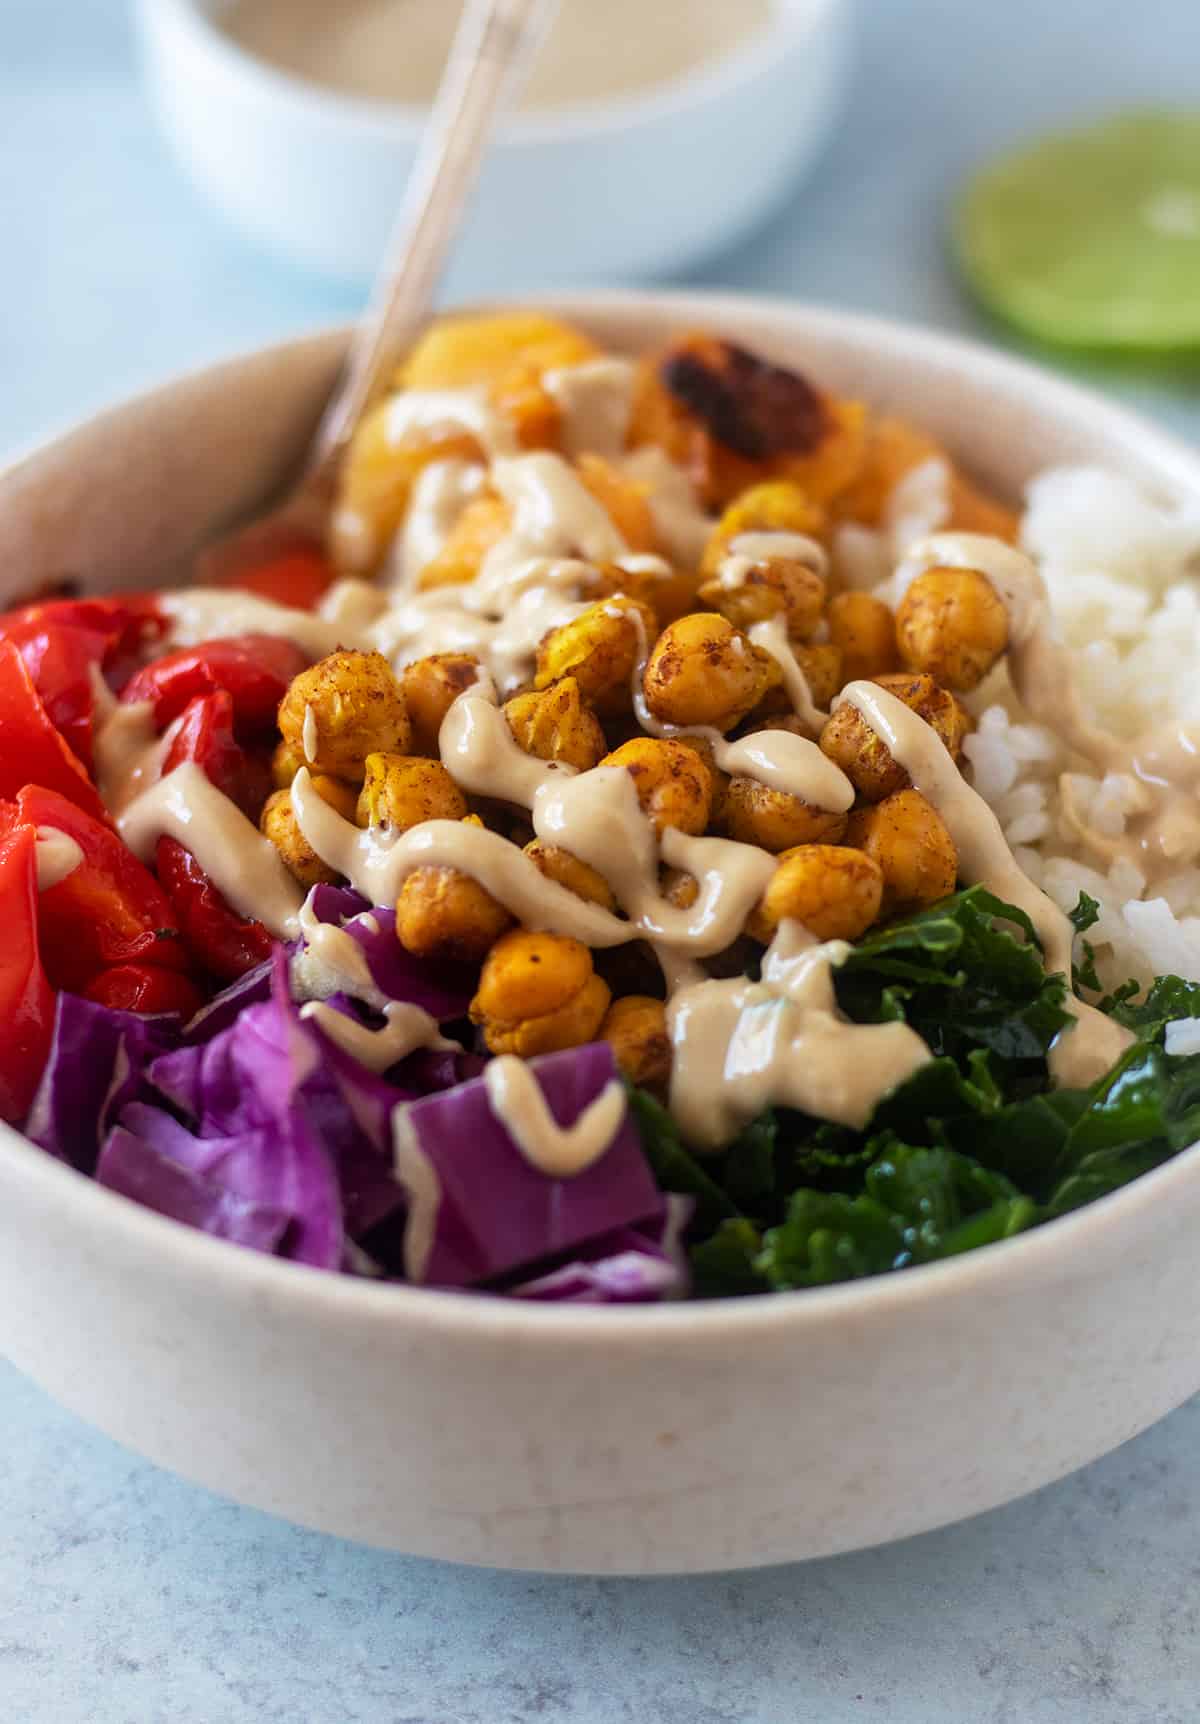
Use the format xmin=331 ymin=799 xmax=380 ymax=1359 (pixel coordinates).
xmin=840 ymin=460 xmax=1200 ymax=989
xmin=978 ymin=466 xmax=1200 ymax=987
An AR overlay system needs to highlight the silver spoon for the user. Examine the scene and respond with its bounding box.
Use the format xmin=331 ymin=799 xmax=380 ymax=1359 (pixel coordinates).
xmin=200 ymin=0 xmax=558 ymax=582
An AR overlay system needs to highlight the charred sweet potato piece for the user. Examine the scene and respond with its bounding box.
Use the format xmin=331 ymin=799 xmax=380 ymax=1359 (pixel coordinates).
xmin=629 ymin=332 xmax=868 ymax=510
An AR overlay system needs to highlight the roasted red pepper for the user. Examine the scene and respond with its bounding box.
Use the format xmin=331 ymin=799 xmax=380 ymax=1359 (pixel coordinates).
xmin=119 ymin=634 xmax=308 ymax=735
xmin=17 ymin=786 xmax=188 ymax=994
xmin=214 ymin=545 xmax=336 ymax=612
xmin=0 ymin=822 xmax=55 ymax=1123
xmin=162 ymin=691 xmax=272 ymax=820
xmin=155 ymin=836 xmax=274 ymax=982
xmin=0 ymin=641 xmax=109 ymax=822
xmin=0 ymin=595 xmax=165 ymax=769
xmin=84 ymin=963 xmax=205 ymax=1018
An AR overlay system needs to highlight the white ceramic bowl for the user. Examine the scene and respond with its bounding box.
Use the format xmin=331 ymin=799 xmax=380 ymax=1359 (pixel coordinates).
xmin=134 ymin=0 xmax=853 ymax=284
xmin=3 ymin=292 xmax=1200 ymax=1576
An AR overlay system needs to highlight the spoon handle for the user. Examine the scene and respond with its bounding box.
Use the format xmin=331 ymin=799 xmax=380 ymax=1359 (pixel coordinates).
xmin=308 ymin=0 xmax=558 ymax=473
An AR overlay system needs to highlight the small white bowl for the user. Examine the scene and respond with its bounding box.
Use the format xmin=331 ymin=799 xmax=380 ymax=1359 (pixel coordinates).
xmin=134 ymin=0 xmax=854 ymax=284
xmin=3 ymin=292 xmax=1200 ymax=1575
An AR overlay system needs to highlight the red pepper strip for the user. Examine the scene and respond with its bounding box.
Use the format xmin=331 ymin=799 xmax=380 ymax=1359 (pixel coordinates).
xmin=17 ymin=786 xmax=189 ymax=994
xmin=0 ymin=824 xmax=55 ymax=1123
xmin=213 ymin=546 xmax=337 ymax=612
xmin=162 ymin=691 xmax=271 ymax=820
xmin=0 ymin=641 xmax=109 ymax=822
xmin=155 ymin=837 xmax=274 ymax=983
xmin=0 ymin=596 xmax=167 ymax=769
xmin=119 ymin=634 xmax=308 ymax=735
xmin=84 ymin=963 xmax=205 ymax=1017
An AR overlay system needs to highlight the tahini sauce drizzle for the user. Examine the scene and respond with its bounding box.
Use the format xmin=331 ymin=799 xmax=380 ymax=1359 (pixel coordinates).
xmin=302 ymin=999 xmax=456 ymax=1072
xmin=667 ymin=921 xmax=932 ymax=1150
xmin=839 ymin=681 xmax=1133 ymax=1087
xmin=34 ymin=829 xmax=84 ymax=891
xmin=119 ymin=762 xmax=305 ymax=937
xmin=483 ymin=1054 xmax=626 ymax=1177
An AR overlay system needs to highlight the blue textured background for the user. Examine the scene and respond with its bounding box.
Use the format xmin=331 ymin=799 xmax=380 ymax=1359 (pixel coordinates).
xmin=3 ymin=1 xmax=1200 ymax=1718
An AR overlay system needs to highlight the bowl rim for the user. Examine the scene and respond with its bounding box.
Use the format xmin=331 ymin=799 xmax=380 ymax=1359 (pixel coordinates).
xmin=7 ymin=284 xmax=1200 ymax=1344
xmin=142 ymin=0 xmax=842 ymax=145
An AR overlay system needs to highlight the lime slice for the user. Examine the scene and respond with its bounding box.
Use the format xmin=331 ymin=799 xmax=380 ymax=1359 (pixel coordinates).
xmin=954 ymin=110 xmax=1200 ymax=349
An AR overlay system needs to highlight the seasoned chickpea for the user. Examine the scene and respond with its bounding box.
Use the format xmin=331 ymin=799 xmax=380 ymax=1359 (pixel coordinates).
xmin=599 ymin=737 xmax=712 ymax=837
xmin=699 ymin=481 xmax=827 ymax=579
xmin=591 ymin=559 xmax=701 ymax=628
xmin=600 ymin=995 xmax=672 ymax=1093
xmin=523 ymin=839 xmax=616 ymax=910
xmin=470 ymin=930 xmax=612 ymax=1057
xmin=895 ymin=566 xmax=1010 ymax=692
xmin=661 ymin=866 xmax=699 ymax=909
xmin=819 ymin=672 xmax=971 ymax=801
xmin=504 ymin=676 xmax=606 ymax=772
xmin=747 ymin=844 xmax=884 ymax=943
xmin=260 ymin=788 xmax=339 ymax=890
xmin=794 ymin=641 xmax=845 ymax=710
xmin=395 ymin=863 xmax=513 ymax=963
xmin=714 ymin=776 xmax=848 ymax=853
xmin=357 ymin=754 xmax=467 ymax=830
xmin=534 ymin=596 xmax=656 ymax=715
xmin=642 ymin=612 xmax=781 ymax=732
xmin=278 ymin=650 xmax=410 ymax=779
xmin=401 ymin=653 xmax=481 ymax=756
xmin=271 ymin=738 xmax=305 ymax=789
xmin=698 ymin=552 xmax=826 ymax=640
xmin=827 ymin=592 xmax=900 ymax=683
xmin=310 ymin=774 xmax=361 ymax=823
xmin=845 ymin=788 xmax=958 ymax=914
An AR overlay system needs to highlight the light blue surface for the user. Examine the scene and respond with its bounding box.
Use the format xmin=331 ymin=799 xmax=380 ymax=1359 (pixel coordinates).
xmin=3 ymin=1 xmax=1200 ymax=1718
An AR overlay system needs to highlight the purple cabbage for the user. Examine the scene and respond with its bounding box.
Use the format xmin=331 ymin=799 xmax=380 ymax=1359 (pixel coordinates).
xmin=394 ymin=1042 xmax=663 ymax=1289
xmin=97 ymin=1127 xmax=290 ymax=1253
xmin=24 ymin=994 xmax=177 ymax=1173
xmin=511 ymin=1194 xmax=694 ymax=1303
xmin=181 ymin=957 xmax=275 ymax=1043
xmin=305 ymin=888 xmax=476 ymax=1021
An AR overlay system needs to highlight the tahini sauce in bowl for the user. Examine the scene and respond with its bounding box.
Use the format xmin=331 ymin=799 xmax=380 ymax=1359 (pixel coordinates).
xmin=217 ymin=0 xmax=776 ymax=112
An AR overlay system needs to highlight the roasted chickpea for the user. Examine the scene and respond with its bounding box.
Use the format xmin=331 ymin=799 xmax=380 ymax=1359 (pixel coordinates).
xmin=642 ymin=612 xmax=781 ymax=732
xmin=523 ymin=839 xmax=616 ymax=910
xmin=504 ymin=676 xmax=606 ymax=772
xmin=395 ymin=863 xmax=513 ymax=963
xmin=600 ymin=995 xmax=672 ymax=1093
xmin=260 ymin=788 xmax=339 ymax=890
xmin=895 ymin=566 xmax=1010 ymax=692
xmin=470 ymin=930 xmax=612 ymax=1057
xmin=599 ymin=736 xmax=712 ymax=837
xmin=271 ymin=738 xmax=305 ymax=789
xmin=591 ymin=559 xmax=701 ymax=628
xmin=356 ymin=754 xmax=467 ymax=830
xmin=793 ymin=642 xmax=845 ymax=710
xmin=278 ymin=650 xmax=410 ymax=780
xmin=310 ymin=774 xmax=362 ymax=823
xmin=845 ymin=788 xmax=958 ymax=915
xmin=698 ymin=552 xmax=827 ymax=640
xmin=747 ymin=844 xmax=884 ymax=943
xmin=661 ymin=866 xmax=699 ymax=909
xmin=826 ymin=592 xmax=900 ymax=684
xmin=818 ymin=672 xmax=971 ymax=802
xmin=699 ymin=480 xmax=827 ymax=580
xmin=401 ymin=652 xmax=481 ymax=756
xmin=534 ymin=596 xmax=656 ymax=715
xmin=714 ymin=776 xmax=848 ymax=853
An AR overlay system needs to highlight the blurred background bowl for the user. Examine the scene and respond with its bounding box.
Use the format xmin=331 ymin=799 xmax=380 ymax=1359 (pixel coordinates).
xmin=135 ymin=0 xmax=854 ymax=285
